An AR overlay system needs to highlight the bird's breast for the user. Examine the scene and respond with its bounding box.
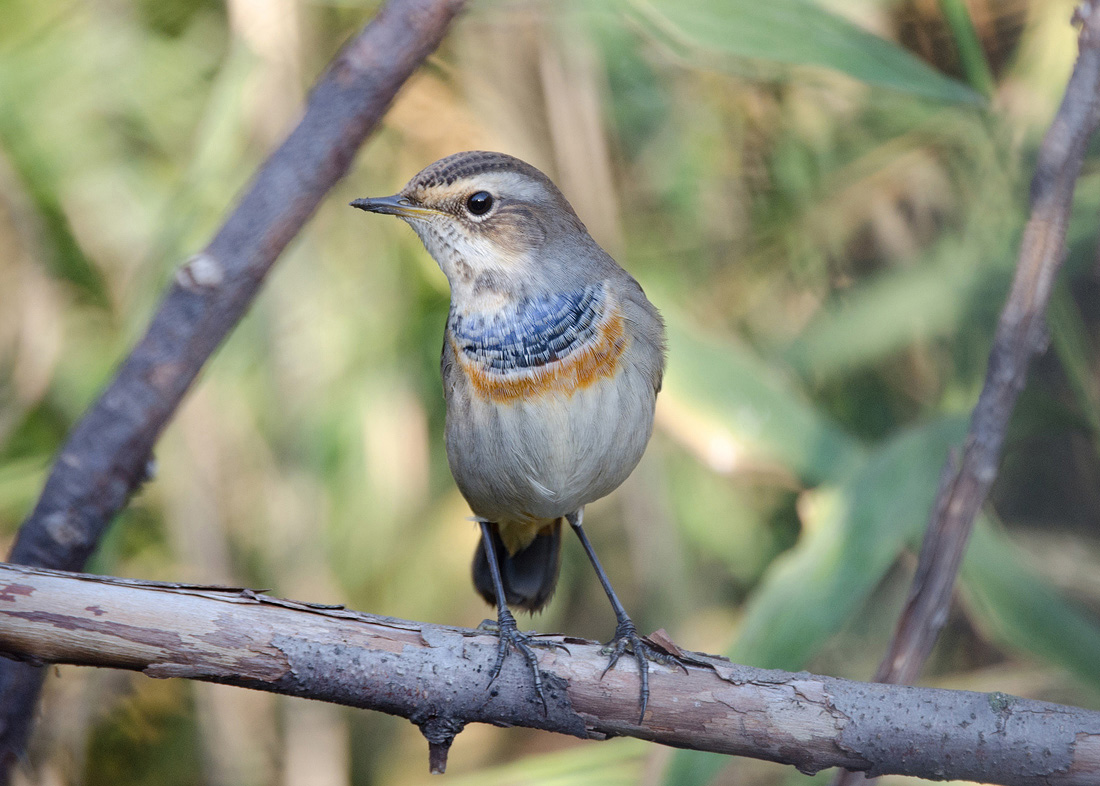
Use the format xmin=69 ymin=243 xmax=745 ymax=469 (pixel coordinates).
xmin=447 ymin=282 xmax=627 ymax=403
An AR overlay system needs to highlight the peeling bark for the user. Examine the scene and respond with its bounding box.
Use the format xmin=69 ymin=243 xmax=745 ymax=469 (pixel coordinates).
xmin=3 ymin=563 xmax=1100 ymax=784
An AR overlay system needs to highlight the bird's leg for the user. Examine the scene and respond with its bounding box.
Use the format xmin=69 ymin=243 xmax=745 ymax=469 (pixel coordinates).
xmin=477 ymin=521 xmax=562 ymax=711
xmin=566 ymin=509 xmax=682 ymax=722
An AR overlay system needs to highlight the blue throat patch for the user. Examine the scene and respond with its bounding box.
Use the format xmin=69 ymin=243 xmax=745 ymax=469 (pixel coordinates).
xmin=449 ymin=283 xmax=605 ymax=372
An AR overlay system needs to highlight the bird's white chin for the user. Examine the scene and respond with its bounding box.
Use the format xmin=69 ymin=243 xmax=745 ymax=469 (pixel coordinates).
xmin=407 ymin=220 xmax=534 ymax=312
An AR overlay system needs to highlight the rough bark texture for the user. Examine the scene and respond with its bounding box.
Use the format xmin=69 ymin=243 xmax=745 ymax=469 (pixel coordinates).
xmin=3 ymin=563 xmax=1100 ymax=784
xmin=0 ymin=0 xmax=467 ymax=779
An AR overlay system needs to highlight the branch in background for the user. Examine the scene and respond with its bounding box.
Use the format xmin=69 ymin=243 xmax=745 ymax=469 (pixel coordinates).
xmin=0 ymin=0 xmax=467 ymax=779
xmin=3 ymin=563 xmax=1100 ymax=783
xmin=836 ymin=4 xmax=1100 ymax=785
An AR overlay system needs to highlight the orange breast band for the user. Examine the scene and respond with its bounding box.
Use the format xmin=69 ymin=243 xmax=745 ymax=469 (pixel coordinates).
xmin=457 ymin=307 xmax=627 ymax=404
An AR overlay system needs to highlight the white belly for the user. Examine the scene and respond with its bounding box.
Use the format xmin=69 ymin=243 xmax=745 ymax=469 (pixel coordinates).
xmin=444 ymin=364 xmax=655 ymax=527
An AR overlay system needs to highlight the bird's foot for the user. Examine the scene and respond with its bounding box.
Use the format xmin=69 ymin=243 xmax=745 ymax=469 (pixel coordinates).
xmin=601 ymin=618 xmax=686 ymax=723
xmin=478 ymin=615 xmax=568 ymax=712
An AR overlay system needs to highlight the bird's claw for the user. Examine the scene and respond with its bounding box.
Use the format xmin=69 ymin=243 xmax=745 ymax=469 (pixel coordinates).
xmin=600 ymin=619 xmax=685 ymax=723
xmin=482 ymin=616 xmax=567 ymax=713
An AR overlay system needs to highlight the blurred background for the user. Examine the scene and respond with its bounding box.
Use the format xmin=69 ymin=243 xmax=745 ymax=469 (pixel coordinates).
xmin=0 ymin=0 xmax=1097 ymax=783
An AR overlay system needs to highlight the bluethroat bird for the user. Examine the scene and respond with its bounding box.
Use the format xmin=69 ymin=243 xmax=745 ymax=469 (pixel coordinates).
xmin=352 ymin=151 xmax=679 ymax=718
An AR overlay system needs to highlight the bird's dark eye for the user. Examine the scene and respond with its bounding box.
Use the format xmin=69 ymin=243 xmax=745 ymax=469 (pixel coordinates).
xmin=466 ymin=191 xmax=493 ymax=216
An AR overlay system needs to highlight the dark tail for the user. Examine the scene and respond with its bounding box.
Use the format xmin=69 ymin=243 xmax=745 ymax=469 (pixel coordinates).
xmin=473 ymin=520 xmax=563 ymax=613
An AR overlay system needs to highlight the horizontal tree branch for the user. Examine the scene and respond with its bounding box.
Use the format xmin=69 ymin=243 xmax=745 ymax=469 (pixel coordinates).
xmin=2 ymin=563 xmax=1099 ymax=783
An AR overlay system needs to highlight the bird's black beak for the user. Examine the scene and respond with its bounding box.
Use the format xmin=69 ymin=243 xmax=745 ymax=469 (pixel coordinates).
xmin=350 ymin=195 xmax=438 ymax=218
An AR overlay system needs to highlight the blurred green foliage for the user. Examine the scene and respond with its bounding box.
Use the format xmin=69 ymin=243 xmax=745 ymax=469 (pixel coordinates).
xmin=2 ymin=0 xmax=1099 ymax=785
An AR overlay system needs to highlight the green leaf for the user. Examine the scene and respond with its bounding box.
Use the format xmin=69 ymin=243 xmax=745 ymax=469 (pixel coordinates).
xmin=962 ymin=517 xmax=1100 ymax=692
xmin=1048 ymin=284 xmax=1100 ymax=438
xmin=619 ymin=0 xmax=982 ymax=104
xmin=782 ymin=236 xmax=999 ymax=380
xmin=0 ymin=105 xmax=111 ymax=307
xmin=663 ymin=316 xmax=864 ymax=486
xmin=447 ymin=738 xmax=646 ymax=786
xmin=938 ymin=0 xmax=995 ymax=96
xmin=665 ymin=416 xmax=966 ymax=786
xmin=732 ymin=415 xmax=966 ymax=669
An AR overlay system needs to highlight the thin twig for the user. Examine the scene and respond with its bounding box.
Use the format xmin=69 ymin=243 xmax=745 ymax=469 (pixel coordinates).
xmin=0 ymin=0 xmax=466 ymax=779
xmin=835 ymin=4 xmax=1100 ymax=784
xmin=3 ymin=562 xmax=1100 ymax=783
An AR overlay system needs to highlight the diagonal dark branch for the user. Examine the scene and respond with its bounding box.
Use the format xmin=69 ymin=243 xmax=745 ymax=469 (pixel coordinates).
xmin=835 ymin=4 xmax=1100 ymax=785
xmin=3 ymin=562 xmax=1100 ymax=783
xmin=0 ymin=0 xmax=466 ymax=779
xmin=877 ymin=0 xmax=1100 ymax=688
xmin=9 ymin=0 xmax=466 ymax=571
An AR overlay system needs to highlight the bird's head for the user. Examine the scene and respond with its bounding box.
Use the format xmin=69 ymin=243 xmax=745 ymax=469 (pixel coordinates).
xmin=352 ymin=151 xmax=604 ymax=306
